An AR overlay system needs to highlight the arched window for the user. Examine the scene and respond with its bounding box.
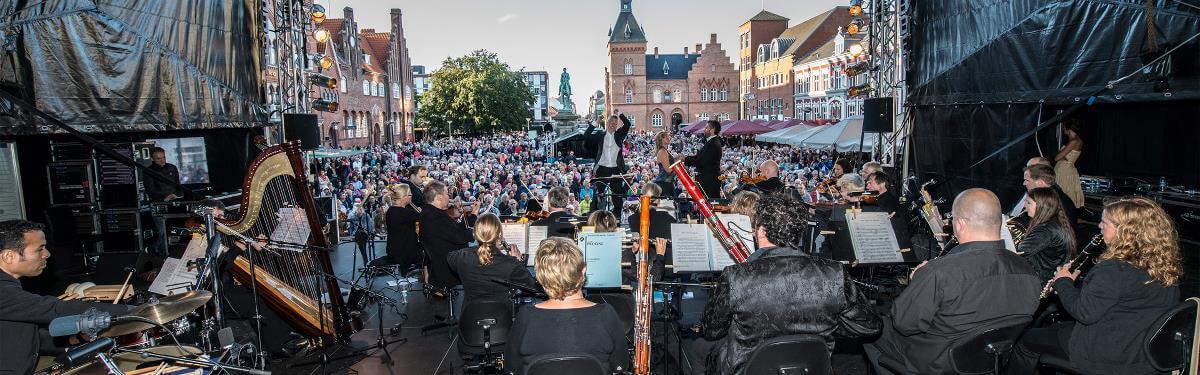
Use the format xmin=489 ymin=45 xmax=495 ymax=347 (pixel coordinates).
xmin=625 ymin=87 xmax=633 ymax=103
xmin=673 ymin=88 xmax=682 ymax=103
xmin=624 ymin=63 xmax=632 ymax=75
xmin=651 ymin=113 xmax=663 ymax=128
xmin=720 ymin=85 xmax=728 ymax=101
xmin=652 ymin=88 xmax=662 ymax=103
xmin=362 ymin=80 xmax=370 ymax=95
xmin=393 ymin=83 xmax=400 ymax=98
xmin=710 ymin=88 xmax=718 ymax=101
xmin=700 ymin=86 xmax=708 ymax=102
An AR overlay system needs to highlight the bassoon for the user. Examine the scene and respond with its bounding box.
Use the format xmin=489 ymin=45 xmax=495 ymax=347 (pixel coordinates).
xmin=669 ymin=161 xmax=751 ymax=263
xmin=633 ymin=195 xmax=653 ymax=375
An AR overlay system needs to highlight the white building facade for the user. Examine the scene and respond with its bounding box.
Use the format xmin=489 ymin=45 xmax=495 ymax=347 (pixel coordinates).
xmin=792 ymin=31 xmax=869 ymax=122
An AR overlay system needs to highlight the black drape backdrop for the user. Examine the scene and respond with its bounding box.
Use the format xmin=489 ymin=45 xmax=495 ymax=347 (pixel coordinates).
xmin=907 ymin=0 xmax=1200 ymax=208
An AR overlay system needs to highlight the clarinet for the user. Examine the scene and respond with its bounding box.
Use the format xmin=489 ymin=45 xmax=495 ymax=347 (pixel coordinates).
xmin=1039 ymin=234 xmax=1105 ymax=299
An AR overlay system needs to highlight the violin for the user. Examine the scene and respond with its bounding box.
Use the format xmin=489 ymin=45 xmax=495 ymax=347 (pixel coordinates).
xmin=740 ymin=175 xmax=767 ymax=185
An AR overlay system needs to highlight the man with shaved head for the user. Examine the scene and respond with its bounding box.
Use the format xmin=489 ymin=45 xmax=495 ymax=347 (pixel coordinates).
xmin=865 ymin=188 xmax=1042 ymax=374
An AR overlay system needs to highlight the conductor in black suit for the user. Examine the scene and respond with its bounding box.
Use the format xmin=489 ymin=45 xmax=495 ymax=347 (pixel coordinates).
xmin=530 ymin=187 xmax=577 ymax=239
xmin=684 ymin=120 xmax=724 ymax=199
xmin=586 ymin=109 xmax=632 ymax=212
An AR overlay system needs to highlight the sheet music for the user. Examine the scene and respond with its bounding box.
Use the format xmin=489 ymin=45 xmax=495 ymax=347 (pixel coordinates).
xmin=578 ymin=232 xmax=623 ymax=288
xmin=525 ymin=225 xmax=549 ymax=266
xmin=502 ymin=222 xmax=530 ymax=256
xmin=270 ymin=207 xmax=311 ymax=251
xmin=845 ymin=210 xmax=905 ymax=264
xmin=148 ymin=258 xmax=196 ymax=296
xmin=670 ymin=224 xmax=714 ymax=272
xmin=715 ymin=213 xmax=752 ymax=270
xmin=1000 ymin=215 xmax=1017 ymax=252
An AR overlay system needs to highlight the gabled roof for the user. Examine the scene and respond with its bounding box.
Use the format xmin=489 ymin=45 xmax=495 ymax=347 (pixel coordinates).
xmin=779 ymin=7 xmax=851 ymax=57
xmin=323 ymin=19 xmax=345 ymax=46
xmin=796 ymin=37 xmax=837 ymax=65
xmin=749 ymin=10 xmax=789 ymax=22
xmin=361 ymin=30 xmax=392 ymax=66
xmin=645 ymin=54 xmax=699 ymax=80
xmin=609 ymin=0 xmax=646 ymax=43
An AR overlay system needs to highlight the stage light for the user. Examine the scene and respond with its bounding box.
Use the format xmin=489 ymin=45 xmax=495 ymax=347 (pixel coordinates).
xmin=849 ymin=0 xmax=863 ymax=16
xmin=318 ymin=55 xmax=334 ymax=70
xmin=844 ymin=62 xmax=869 ymax=76
xmin=312 ymin=99 xmax=339 ymax=112
xmin=848 ymin=43 xmax=865 ymax=57
xmin=848 ymin=18 xmax=865 ymax=34
xmin=848 ymin=84 xmax=873 ymax=97
xmin=311 ymin=4 xmax=326 ymax=24
xmin=314 ymin=29 xmax=330 ymax=44
xmin=308 ymin=73 xmax=337 ymax=89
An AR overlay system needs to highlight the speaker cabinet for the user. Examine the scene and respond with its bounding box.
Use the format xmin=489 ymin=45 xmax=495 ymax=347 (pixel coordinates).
xmin=863 ymin=97 xmax=894 ymax=133
xmin=284 ymin=113 xmax=321 ymax=150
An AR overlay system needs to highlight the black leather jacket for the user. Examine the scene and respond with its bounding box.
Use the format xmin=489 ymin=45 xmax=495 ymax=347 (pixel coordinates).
xmin=699 ymin=246 xmax=882 ymax=375
xmin=1016 ymin=222 xmax=1070 ymax=282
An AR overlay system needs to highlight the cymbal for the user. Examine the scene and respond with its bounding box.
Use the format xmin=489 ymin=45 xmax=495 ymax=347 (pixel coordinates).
xmin=101 ymin=290 xmax=211 ymax=337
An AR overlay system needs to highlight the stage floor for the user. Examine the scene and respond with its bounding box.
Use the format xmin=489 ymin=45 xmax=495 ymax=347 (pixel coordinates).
xmin=294 ymin=240 xmax=874 ymax=375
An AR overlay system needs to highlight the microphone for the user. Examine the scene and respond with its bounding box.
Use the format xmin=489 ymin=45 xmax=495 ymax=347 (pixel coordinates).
xmin=48 ymin=307 xmax=111 ymax=337
xmin=54 ymin=337 xmax=115 ymax=367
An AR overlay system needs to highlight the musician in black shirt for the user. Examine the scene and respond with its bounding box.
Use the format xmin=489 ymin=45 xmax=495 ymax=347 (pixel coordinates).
xmin=530 ymin=187 xmax=577 ymax=239
xmin=506 ymin=237 xmax=631 ymax=373
xmin=448 ymin=213 xmax=534 ymax=310
xmin=1007 ymin=196 xmax=1182 ymax=375
xmin=419 ymin=181 xmax=475 ymax=292
xmin=1016 ymin=187 xmax=1075 ymax=282
xmin=865 ymin=172 xmax=912 ymax=250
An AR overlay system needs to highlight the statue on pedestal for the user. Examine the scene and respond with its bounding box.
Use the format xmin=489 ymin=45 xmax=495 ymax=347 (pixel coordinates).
xmin=558 ymin=68 xmax=573 ymax=113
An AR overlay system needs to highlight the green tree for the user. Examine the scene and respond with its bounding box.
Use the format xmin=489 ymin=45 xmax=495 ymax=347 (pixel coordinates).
xmin=416 ymin=50 xmax=533 ymax=136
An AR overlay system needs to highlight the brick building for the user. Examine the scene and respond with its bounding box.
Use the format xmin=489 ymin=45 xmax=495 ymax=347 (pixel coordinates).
xmin=737 ymin=8 xmax=850 ymax=120
xmin=312 ymin=7 xmax=415 ymax=147
xmin=605 ymin=0 xmax=739 ymax=132
xmin=793 ymin=30 xmax=869 ymax=121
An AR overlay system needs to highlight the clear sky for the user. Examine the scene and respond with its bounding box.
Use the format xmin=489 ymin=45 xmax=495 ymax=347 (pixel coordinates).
xmin=322 ymin=0 xmax=844 ymax=100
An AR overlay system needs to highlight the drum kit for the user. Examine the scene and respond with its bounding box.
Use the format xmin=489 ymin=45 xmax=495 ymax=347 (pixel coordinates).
xmin=35 ymin=291 xmax=265 ymax=375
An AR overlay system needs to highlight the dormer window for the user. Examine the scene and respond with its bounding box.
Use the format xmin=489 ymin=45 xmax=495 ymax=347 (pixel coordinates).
xmin=662 ymin=61 xmax=669 ymax=75
xmin=624 ymin=24 xmax=631 ymax=38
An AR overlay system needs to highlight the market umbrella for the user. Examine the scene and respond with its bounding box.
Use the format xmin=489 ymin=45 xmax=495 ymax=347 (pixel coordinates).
xmin=720 ymin=120 xmax=773 ymax=136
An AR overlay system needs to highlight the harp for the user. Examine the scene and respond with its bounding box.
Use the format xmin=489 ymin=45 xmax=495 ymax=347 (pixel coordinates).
xmin=215 ymin=142 xmax=354 ymax=343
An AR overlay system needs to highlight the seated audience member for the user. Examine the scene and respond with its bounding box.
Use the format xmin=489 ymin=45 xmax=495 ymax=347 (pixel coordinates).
xmin=506 ymin=238 xmax=631 ymax=373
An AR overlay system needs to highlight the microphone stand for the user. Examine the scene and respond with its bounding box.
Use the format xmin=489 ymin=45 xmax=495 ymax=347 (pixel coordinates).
xmin=290 ymin=271 xmax=406 ymax=371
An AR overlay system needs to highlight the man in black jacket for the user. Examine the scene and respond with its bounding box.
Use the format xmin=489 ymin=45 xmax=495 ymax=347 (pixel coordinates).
xmin=684 ymin=120 xmax=724 ymax=199
xmin=864 ymin=189 xmax=1042 ymax=374
xmin=586 ymin=109 xmax=632 ymax=212
xmin=0 ymin=220 xmax=133 ymax=375
xmin=687 ymin=194 xmax=882 ymax=375
xmin=419 ymin=181 xmax=476 ymax=291
xmin=530 ymin=187 xmax=577 ymax=239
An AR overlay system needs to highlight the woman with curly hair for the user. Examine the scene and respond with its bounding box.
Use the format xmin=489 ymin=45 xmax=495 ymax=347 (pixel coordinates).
xmin=1008 ymin=196 xmax=1182 ymax=375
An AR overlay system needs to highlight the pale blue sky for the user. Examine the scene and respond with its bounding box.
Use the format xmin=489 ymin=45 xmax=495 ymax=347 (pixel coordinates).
xmin=323 ymin=0 xmax=844 ymax=98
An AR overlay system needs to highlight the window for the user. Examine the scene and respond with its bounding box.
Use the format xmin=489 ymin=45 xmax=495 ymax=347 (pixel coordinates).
xmin=700 ymin=87 xmax=708 ymax=102
xmin=625 ymin=87 xmax=633 ymax=103
xmin=673 ymin=88 xmax=681 ymax=103
xmin=662 ymin=61 xmax=669 ymax=75
xmin=700 ymin=112 xmax=709 ymax=120
xmin=653 ymin=88 xmax=662 ymax=103
xmin=720 ymin=113 xmax=731 ymax=121
xmin=340 ymin=79 xmax=346 ymax=93
xmin=710 ymin=64 xmax=716 ymax=72
xmin=720 ymin=86 xmax=728 ymax=101
xmin=710 ymin=88 xmax=718 ymax=101
xmin=651 ymin=113 xmax=663 ymax=127
xmin=393 ymin=83 xmax=400 ymax=98
xmin=362 ymin=80 xmax=369 ymax=95
xmin=624 ymin=63 xmax=632 ymax=75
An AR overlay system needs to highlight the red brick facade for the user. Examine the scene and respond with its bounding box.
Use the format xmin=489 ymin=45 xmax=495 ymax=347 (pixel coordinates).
xmin=605 ymin=1 xmax=739 ymax=132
